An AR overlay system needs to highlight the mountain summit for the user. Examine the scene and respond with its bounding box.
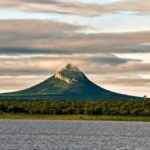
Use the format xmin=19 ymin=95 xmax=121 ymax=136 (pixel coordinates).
xmin=0 ymin=64 xmax=141 ymax=101
xmin=54 ymin=64 xmax=87 ymax=84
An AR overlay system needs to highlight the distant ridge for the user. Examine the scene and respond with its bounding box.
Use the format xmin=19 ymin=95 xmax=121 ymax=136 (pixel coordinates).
xmin=0 ymin=64 xmax=142 ymax=101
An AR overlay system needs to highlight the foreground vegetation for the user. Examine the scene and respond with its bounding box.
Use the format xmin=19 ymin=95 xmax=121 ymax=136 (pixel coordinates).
xmin=0 ymin=100 xmax=149 ymax=119
xmin=1 ymin=114 xmax=150 ymax=121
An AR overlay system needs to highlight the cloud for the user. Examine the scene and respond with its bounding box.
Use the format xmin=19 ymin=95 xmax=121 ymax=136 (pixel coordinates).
xmin=0 ymin=20 xmax=150 ymax=55
xmin=107 ymin=0 xmax=150 ymax=15
xmin=0 ymin=0 xmax=150 ymax=16
xmin=0 ymin=53 xmax=139 ymax=76
xmin=0 ymin=20 xmax=148 ymax=79
xmin=0 ymin=75 xmax=46 ymax=92
xmin=104 ymin=78 xmax=150 ymax=87
xmin=88 ymin=73 xmax=150 ymax=96
xmin=89 ymin=74 xmax=150 ymax=87
xmin=0 ymin=0 xmax=111 ymax=16
xmin=85 ymin=62 xmax=150 ymax=75
xmin=87 ymin=54 xmax=140 ymax=65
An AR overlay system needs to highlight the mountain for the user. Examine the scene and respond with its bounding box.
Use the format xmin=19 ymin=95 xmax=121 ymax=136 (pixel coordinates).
xmin=0 ymin=64 xmax=142 ymax=101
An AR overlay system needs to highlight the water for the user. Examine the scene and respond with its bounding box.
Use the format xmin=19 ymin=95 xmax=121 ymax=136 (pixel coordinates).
xmin=0 ymin=120 xmax=150 ymax=150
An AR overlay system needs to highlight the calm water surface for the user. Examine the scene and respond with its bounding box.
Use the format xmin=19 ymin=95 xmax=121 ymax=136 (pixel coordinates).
xmin=0 ymin=120 xmax=150 ymax=150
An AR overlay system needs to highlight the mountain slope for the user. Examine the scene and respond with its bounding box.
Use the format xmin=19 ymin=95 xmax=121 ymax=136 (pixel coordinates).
xmin=0 ymin=64 xmax=141 ymax=101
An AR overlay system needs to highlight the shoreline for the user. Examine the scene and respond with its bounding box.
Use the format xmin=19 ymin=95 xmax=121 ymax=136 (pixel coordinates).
xmin=0 ymin=114 xmax=150 ymax=122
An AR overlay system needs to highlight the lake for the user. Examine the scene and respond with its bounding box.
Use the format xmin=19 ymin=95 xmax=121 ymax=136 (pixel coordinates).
xmin=0 ymin=120 xmax=150 ymax=150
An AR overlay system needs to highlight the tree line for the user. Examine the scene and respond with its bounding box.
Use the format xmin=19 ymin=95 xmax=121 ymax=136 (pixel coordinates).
xmin=0 ymin=100 xmax=150 ymax=116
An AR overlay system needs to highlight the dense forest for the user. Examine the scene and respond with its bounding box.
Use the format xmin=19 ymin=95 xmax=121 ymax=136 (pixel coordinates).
xmin=0 ymin=99 xmax=150 ymax=116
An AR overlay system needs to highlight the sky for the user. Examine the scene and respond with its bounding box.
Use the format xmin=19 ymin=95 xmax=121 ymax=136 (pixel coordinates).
xmin=0 ymin=0 xmax=150 ymax=96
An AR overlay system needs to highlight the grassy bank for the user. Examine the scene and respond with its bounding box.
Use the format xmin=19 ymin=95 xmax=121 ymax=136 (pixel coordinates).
xmin=0 ymin=114 xmax=150 ymax=122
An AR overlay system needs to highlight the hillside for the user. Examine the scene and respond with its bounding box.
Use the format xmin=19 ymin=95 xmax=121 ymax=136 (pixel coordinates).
xmin=0 ymin=64 xmax=141 ymax=101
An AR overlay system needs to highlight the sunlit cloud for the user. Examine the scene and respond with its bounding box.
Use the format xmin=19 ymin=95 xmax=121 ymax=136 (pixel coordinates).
xmin=1 ymin=0 xmax=150 ymax=16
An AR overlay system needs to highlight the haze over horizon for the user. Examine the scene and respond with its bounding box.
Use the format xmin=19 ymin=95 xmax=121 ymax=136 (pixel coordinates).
xmin=0 ymin=0 xmax=150 ymax=97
